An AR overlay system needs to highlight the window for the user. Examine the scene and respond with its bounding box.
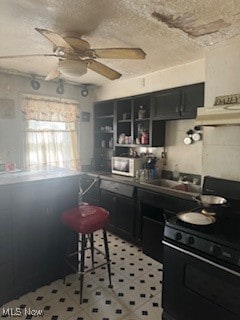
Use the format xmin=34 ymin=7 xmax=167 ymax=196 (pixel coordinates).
xmin=22 ymin=96 xmax=80 ymax=170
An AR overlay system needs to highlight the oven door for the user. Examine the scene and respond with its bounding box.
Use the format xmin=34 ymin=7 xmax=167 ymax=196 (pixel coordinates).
xmin=162 ymin=241 xmax=240 ymax=320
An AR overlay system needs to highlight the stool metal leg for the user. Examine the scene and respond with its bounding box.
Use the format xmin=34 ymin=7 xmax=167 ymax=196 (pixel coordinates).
xmin=103 ymin=229 xmax=113 ymax=288
xmin=90 ymin=233 xmax=94 ymax=269
xmin=79 ymin=234 xmax=86 ymax=304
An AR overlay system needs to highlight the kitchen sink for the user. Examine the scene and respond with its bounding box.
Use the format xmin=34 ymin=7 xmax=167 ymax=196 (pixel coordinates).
xmin=139 ymin=178 xmax=201 ymax=193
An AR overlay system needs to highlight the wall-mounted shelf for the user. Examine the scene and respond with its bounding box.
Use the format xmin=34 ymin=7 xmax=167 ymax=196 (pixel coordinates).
xmin=135 ymin=118 xmax=150 ymax=121
xmin=97 ymin=115 xmax=114 ymax=119
xmin=118 ymin=119 xmax=132 ymax=123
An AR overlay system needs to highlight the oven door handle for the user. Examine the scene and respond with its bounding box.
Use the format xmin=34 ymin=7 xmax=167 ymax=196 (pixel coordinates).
xmin=162 ymin=240 xmax=240 ymax=278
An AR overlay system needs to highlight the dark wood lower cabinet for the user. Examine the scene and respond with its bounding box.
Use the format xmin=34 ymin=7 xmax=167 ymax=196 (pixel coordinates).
xmin=138 ymin=188 xmax=196 ymax=262
xmin=0 ymin=175 xmax=79 ymax=306
xmin=142 ymin=216 xmax=165 ymax=262
xmin=116 ymin=194 xmax=135 ymax=239
xmin=100 ymin=183 xmax=137 ymax=243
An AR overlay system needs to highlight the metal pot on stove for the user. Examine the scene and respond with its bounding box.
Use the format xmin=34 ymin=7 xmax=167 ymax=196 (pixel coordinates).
xmin=176 ymin=194 xmax=227 ymax=226
xmin=194 ymin=194 xmax=227 ymax=207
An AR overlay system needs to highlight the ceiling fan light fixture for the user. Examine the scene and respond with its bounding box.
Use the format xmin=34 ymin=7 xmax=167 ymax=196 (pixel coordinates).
xmin=59 ymin=59 xmax=87 ymax=77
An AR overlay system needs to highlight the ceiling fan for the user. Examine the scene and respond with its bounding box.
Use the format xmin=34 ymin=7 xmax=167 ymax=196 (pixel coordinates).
xmin=0 ymin=28 xmax=146 ymax=81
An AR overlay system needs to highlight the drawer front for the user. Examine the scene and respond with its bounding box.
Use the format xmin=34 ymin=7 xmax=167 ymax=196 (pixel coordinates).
xmin=100 ymin=180 xmax=135 ymax=198
xmin=138 ymin=189 xmax=196 ymax=213
xmin=138 ymin=189 xmax=180 ymax=212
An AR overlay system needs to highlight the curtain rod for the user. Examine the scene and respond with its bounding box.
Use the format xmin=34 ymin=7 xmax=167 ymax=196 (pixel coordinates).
xmin=22 ymin=94 xmax=79 ymax=105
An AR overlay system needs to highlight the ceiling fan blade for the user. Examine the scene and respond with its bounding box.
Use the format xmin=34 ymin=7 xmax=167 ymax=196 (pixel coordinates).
xmin=0 ymin=53 xmax=58 ymax=59
xmin=35 ymin=28 xmax=73 ymax=50
xmin=61 ymin=32 xmax=90 ymax=51
xmin=89 ymin=48 xmax=146 ymax=59
xmin=86 ymin=59 xmax=121 ymax=80
xmin=45 ymin=68 xmax=61 ymax=81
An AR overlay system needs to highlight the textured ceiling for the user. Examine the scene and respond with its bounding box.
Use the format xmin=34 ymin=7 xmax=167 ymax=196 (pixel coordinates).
xmin=0 ymin=0 xmax=240 ymax=85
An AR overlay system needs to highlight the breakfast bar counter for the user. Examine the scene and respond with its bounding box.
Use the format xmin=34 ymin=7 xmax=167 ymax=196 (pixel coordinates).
xmin=0 ymin=168 xmax=80 ymax=306
xmin=0 ymin=167 xmax=81 ymax=186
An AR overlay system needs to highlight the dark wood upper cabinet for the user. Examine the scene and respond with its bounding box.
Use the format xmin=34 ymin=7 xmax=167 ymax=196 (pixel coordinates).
xmin=93 ymin=82 xmax=204 ymax=169
xmin=152 ymin=88 xmax=181 ymax=120
xmin=115 ymin=94 xmax=165 ymax=148
xmin=152 ymin=83 xmax=204 ymax=120
xmin=181 ymin=83 xmax=204 ymax=118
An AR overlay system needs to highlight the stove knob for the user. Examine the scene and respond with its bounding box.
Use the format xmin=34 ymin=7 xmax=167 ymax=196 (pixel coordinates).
xmin=210 ymin=244 xmax=222 ymax=257
xmin=187 ymin=236 xmax=195 ymax=245
xmin=175 ymin=232 xmax=182 ymax=241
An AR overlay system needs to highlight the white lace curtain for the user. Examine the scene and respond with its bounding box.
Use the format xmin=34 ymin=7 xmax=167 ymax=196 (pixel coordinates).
xmin=22 ymin=96 xmax=80 ymax=170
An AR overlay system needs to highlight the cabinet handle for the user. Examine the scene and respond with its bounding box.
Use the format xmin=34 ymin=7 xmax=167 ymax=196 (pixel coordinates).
xmin=113 ymin=196 xmax=117 ymax=201
xmin=179 ymin=105 xmax=183 ymax=116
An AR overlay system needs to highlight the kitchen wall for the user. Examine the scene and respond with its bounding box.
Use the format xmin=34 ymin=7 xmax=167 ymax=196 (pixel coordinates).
xmin=94 ymin=59 xmax=205 ymax=176
xmin=94 ymin=59 xmax=205 ymax=101
xmin=203 ymin=36 xmax=240 ymax=180
xmin=0 ymin=72 xmax=94 ymax=168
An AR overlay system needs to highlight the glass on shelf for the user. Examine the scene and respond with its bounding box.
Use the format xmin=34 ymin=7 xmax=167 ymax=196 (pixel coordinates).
xmin=122 ymin=112 xmax=131 ymax=120
xmin=100 ymin=126 xmax=113 ymax=133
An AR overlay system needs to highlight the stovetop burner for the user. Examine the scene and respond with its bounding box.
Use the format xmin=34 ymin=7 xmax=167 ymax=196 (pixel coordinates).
xmin=166 ymin=203 xmax=240 ymax=248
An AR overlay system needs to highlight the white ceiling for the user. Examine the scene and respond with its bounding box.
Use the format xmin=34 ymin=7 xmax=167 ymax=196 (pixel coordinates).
xmin=0 ymin=0 xmax=240 ymax=86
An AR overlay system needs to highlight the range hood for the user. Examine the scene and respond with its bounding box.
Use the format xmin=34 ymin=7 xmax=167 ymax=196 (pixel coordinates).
xmin=196 ymin=104 xmax=240 ymax=126
xmin=196 ymin=94 xmax=240 ymax=126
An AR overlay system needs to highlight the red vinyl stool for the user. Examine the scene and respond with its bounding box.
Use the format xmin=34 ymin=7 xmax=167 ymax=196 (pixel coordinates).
xmin=61 ymin=205 xmax=112 ymax=304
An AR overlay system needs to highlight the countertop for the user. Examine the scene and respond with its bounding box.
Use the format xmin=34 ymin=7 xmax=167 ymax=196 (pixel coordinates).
xmin=82 ymin=171 xmax=200 ymax=201
xmin=0 ymin=167 xmax=200 ymax=201
xmin=0 ymin=167 xmax=81 ymax=186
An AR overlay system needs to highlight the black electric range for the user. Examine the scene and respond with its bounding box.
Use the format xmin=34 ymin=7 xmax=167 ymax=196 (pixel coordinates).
xmin=162 ymin=176 xmax=240 ymax=320
xmin=164 ymin=176 xmax=240 ymax=268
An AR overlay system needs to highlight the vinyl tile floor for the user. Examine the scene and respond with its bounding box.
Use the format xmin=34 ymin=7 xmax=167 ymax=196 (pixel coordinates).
xmin=1 ymin=232 xmax=163 ymax=320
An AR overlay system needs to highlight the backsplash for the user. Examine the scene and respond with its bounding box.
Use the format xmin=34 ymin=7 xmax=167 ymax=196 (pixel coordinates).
xmin=202 ymin=126 xmax=240 ymax=180
xmin=162 ymin=170 xmax=201 ymax=186
xmin=138 ymin=118 xmax=203 ymax=177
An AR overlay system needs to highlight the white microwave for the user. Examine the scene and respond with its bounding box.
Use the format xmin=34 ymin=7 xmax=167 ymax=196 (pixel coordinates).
xmin=111 ymin=157 xmax=144 ymax=177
